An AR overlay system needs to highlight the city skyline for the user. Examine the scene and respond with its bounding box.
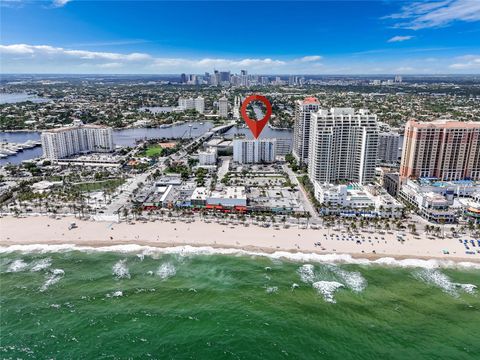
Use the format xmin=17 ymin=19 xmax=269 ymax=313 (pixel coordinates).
xmin=1 ymin=0 xmax=480 ymax=74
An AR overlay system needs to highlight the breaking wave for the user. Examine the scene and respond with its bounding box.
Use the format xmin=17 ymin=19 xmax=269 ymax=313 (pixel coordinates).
xmin=112 ymin=259 xmax=130 ymax=279
xmin=1 ymin=244 xmax=480 ymax=270
xmin=30 ymin=258 xmax=52 ymax=272
xmin=156 ymin=262 xmax=176 ymax=280
xmin=6 ymin=259 xmax=28 ymax=273
xmin=312 ymin=281 xmax=344 ymax=303
xmin=298 ymin=264 xmax=315 ymax=283
xmin=106 ymin=290 xmax=123 ymax=298
xmin=329 ymin=267 xmax=367 ymax=293
xmin=40 ymin=269 xmax=64 ymax=292
xmin=414 ymin=269 xmax=477 ymax=297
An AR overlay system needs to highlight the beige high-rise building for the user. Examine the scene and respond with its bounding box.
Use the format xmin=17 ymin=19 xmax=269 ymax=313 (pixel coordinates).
xmin=292 ymin=97 xmax=320 ymax=164
xmin=400 ymin=119 xmax=480 ymax=181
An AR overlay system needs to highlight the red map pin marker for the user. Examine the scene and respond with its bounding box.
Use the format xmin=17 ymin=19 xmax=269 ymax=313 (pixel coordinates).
xmin=240 ymin=94 xmax=272 ymax=139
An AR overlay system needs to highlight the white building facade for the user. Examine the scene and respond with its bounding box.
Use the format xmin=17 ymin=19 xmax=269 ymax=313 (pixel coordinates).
xmin=41 ymin=121 xmax=114 ymax=160
xmin=308 ymin=108 xmax=379 ymax=184
xmin=194 ymin=96 xmax=205 ymax=114
xmin=198 ymin=147 xmax=217 ymax=165
xmin=233 ymin=139 xmax=276 ymax=164
xmin=314 ymin=182 xmax=403 ymax=218
xmin=178 ymin=97 xmax=195 ymax=110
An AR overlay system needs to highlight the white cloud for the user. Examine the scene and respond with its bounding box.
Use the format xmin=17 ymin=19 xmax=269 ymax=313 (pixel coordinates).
xmin=298 ymin=55 xmax=323 ymax=62
xmin=0 ymin=43 xmax=476 ymax=74
xmin=52 ymin=0 xmax=71 ymax=7
xmin=449 ymin=55 xmax=480 ymax=69
xmin=386 ymin=0 xmax=480 ymax=30
xmin=0 ymin=44 xmax=326 ymax=73
xmin=387 ymin=35 xmax=414 ymax=43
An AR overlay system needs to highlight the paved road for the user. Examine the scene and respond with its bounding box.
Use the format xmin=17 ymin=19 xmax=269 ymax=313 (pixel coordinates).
xmin=282 ymin=164 xmax=319 ymax=222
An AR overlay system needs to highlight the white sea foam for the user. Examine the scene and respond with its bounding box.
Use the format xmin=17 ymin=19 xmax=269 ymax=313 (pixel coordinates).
xmin=2 ymin=244 xmax=480 ymax=270
xmin=413 ymin=269 xmax=477 ymax=297
xmin=266 ymin=286 xmax=278 ymax=294
xmin=40 ymin=269 xmax=64 ymax=292
xmin=414 ymin=269 xmax=457 ymax=296
xmin=455 ymin=283 xmax=477 ymax=294
xmin=30 ymin=258 xmax=52 ymax=272
xmin=330 ymin=267 xmax=367 ymax=292
xmin=312 ymin=281 xmax=344 ymax=303
xmin=6 ymin=259 xmax=28 ymax=272
xmin=156 ymin=262 xmax=176 ymax=280
xmin=107 ymin=290 xmax=123 ymax=298
xmin=112 ymin=259 xmax=130 ymax=279
xmin=298 ymin=264 xmax=315 ymax=283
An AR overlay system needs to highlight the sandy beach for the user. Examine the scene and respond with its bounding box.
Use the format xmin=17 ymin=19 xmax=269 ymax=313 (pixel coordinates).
xmin=1 ymin=215 xmax=479 ymax=263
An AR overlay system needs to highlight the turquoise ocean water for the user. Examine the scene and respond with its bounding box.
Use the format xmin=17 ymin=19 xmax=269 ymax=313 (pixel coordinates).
xmin=1 ymin=247 xmax=479 ymax=359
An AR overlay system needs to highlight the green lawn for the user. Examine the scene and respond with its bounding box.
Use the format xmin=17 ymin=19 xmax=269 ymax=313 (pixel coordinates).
xmin=72 ymin=178 xmax=125 ymax=192
xmin=140 ymin=145 xmax=163 ymax=158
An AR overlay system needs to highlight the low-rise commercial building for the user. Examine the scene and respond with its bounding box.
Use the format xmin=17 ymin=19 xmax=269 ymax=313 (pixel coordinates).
xmin=398 ymin=180 xmax=456 ymax=223
xmin=198 ymin=147 xmax=217 ymax=165
xmin=313 ymin=182 xmax=403 ymax=218
xmin=207 ymin=186 xmax=247 ymax=209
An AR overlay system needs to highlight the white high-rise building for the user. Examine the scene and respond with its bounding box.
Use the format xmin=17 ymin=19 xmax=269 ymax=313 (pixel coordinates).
xmin=194 ymin=96 xmax=205 ymax=114
xmin=218 ymin=96 xmax=228 ymax=118
xmin=178 ymin=97 xmax=195 ymax=110
xmin=377 ymin=132 xmax=400 ymax=164
xmin=233 ymin=96 xmax=241 ymax=119
xmin=308 ymin=108 xmax=379 ymax=184
xmin=41 ymin=120 xmax=114 ymax=160
xmin=292 ymin=97 xmax=320 ymax=164
xmin=233 ymin=138 xmax=276 ymax=164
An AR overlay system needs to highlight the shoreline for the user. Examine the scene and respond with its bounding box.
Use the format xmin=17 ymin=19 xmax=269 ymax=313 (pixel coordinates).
xmin=1 ymin=215 xmax=479 ymax=265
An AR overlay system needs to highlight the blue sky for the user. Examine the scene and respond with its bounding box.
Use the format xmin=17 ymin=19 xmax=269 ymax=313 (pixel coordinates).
xmin=1 ymin=0 xmax=480 ymax=74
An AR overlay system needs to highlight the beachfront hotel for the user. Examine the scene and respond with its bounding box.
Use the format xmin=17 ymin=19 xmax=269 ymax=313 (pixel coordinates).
xmin=233 ymin=138 xmax=276 ymax=164
xmin=41 ymin=120 xmax=114 ymax=160
xmin=307 ymin=108 xmax=379 ymax=184
xmin=400 ymin=119 xmax=480 ymax=181
xmin=292 ymin=97 xmax=320 ymax=164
